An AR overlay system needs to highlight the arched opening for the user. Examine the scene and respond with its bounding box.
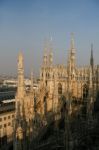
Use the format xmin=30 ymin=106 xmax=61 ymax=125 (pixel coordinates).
xmin=58 ymin=83 xmax=62 ymax=95
xmin=83 ymin=84 xmax=88 ymax=99
xmin=47 ymin=73 xmax=50 ymax=78
xmin=46 ymin=73 xmax=47 ymax=78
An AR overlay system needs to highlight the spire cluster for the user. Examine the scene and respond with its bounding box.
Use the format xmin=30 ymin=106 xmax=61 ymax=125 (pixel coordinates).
xmin=43 ymin=38 xmax=53 ymax=67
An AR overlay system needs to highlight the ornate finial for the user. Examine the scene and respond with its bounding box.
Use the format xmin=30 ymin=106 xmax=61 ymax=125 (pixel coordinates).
xmin=49 ymin=36 xmax=53 ymax=52
xmin=50 ymin=36 xmax=52 ymax=42
xmin=90 ymin=43 xmax=94 ymax=67
xmin=18 ymin=51 xmax=23 ymax=61
xmin=30 ymin=69 xmax=33 ymax=92
xmin=71 ymin=32 xmax=75 ymax=50
xmin=18 ymin=51 xmax=23 ymax=58
xmin=91 ymin=43 xmax=93 ymax=58
xmin=91 ymin=43 xmax=93 ymax=50
xmin=44 ymin=39 xmax=47 ymax=54
xmin=17 ymin=51 xmax=25 ymax=99
xmin=18 ymin=51 xmax=24 ymax=69
xmin=49 ymin=36 xmax=53 ymax=66
xmin=43 ymin=40 xmax=48 ymax=66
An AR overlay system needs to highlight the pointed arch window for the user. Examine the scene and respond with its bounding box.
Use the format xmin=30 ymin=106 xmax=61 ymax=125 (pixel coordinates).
xmin=83 ymin=84 xmax=88 ymax=98
xmin=58 ymin=83 xmax=62 ymax=95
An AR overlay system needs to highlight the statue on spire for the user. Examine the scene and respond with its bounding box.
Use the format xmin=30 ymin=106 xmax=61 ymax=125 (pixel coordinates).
xmin=70 ymin=32 xmax=75 ymax=50
xmin=30 ymin=69 xmax=34 ymax=92
xmin=17 ymin=52 xmax=25 ymax=99
xmin=43 ymin=40 xmax=48 ymax=67
xmin=49 ymin=36 xmax=53 ymax=66
xmin=67 ymin=33 xmax=76 ymax=78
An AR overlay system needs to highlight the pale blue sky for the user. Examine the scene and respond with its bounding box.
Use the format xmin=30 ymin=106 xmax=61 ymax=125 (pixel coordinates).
xmin=0 ymin=0 xmax=99 ymax=76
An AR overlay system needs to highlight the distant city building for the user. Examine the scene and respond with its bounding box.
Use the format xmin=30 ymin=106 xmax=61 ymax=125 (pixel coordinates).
xmin=3 ymin=79 xmax=17 ymax=87
xmin=0 ymin=101 xmax=15 ymax=149
xmin=0 ymin=105 xmax=15 ymax=137
xmin=3 ymin=79 xmax=30 ymax=87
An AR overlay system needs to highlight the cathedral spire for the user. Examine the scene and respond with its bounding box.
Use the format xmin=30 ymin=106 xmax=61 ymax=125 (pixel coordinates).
xmin=70 ymin=32 xmax=75 ymax=57
xmin=17 ymin=52 xmax=25 ymax=99
xmin=90 ymin=43 xmax=94 ymax=68
xmin=70 ymin=32 xmax=75 ymax=50
xmin=49 ymin=37 xmax=53 ymax=66
xmin=86 ymin=44 xmax=94 ymax=119
xmin=67 ymin=33 xmax=76 ymax=77
xmin=43 ymin=41 xmax=48 ymax=67
xmin=30 ymin=69 xmax=33 ymax=92
xmin=14 ymin=52 xmax=26 ymax=150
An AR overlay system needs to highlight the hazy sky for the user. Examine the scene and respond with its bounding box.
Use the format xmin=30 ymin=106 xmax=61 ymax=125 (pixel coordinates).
xmin=0 ymin=0 xmax=99 ymax=77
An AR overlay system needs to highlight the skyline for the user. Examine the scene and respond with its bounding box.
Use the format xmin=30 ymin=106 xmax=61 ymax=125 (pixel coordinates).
xmin=0 ymin=0 xmax=99 ymax=76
